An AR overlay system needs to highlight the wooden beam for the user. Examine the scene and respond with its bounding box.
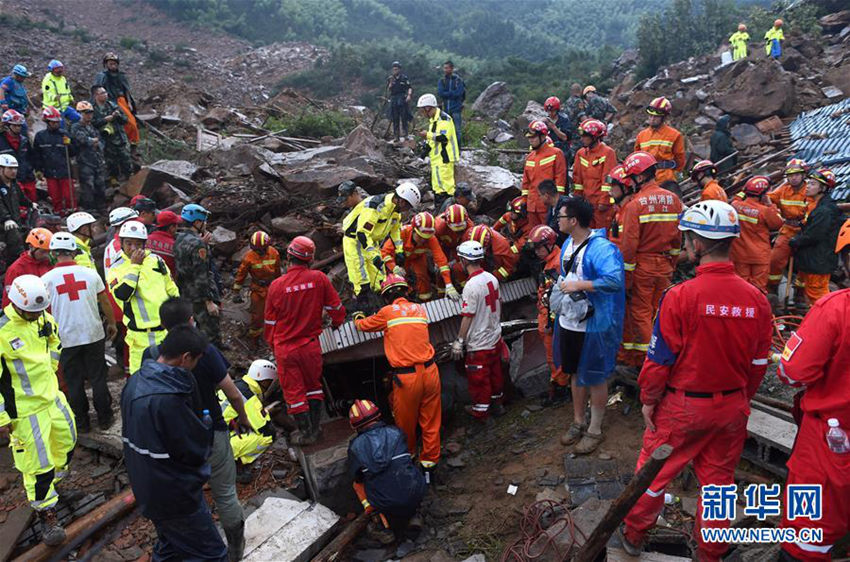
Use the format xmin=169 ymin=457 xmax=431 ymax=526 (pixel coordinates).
xmin=0 ymin=505 xmax=33 ymax=562
xmin=310 ymin=511 xmax=370 ymax=562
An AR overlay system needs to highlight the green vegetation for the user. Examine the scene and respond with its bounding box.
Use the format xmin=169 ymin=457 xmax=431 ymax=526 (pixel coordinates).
xmin=264 ymin=110 xmax=356 ymax=139
xmin=119 ymin=36 xmax=143 ymax=50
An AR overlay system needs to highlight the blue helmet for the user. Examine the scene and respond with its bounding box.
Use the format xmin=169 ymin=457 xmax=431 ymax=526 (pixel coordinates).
xmin=181 ymin=203 xmax=210 ymax=223
xmin=12 ymin=64 xmax=29 ymax=77
xmin=47 ymin=60 xmax=64 ymax=71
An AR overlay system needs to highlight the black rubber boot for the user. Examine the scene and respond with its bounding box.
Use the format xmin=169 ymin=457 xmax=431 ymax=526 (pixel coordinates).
xmin=38 ymin=508 xmax=66 ymax=546
xmin=224 ymin=521 xmax=246 ymax=562
xmin=308 ymin=399 xmax=323 ymax=442
xmin=290 ymin=412 xmax=316 ymax=446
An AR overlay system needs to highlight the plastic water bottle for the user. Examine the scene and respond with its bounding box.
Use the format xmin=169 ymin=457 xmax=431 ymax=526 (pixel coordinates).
xmin=201 ymin=409 xmax=213 ymax=430
xmin=826 ymin=418 xmax=849 ymax=453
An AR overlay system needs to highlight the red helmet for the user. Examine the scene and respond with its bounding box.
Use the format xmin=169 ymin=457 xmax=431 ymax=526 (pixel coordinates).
xmin=465 ymin=224 xmax=492 ymax=248
xmin=743 ymin=175 xmax=771 ymax=197
xmin=690 ymin=159 xmax=717 ymax=180
xmin=809 ymin=168 xmax=837 ymax=191
xmin=528 ymin=224 xmax=557 ymax=248
xmin=349 ymin=399 xmax=381 ymax=430
xmin=784 ymin=158 xmax=809 ymax=176
xmin=380 ymin=273 xmax=408 ymax=295
xmin=1 ymin=109 xmax=25 ymax=126
xmin=646 ymin=96 xmax=672 ymax=116
xmin=412 ymin=212 xmax=436 ymax=239
xmin=606 ymin=164 xmax=635 ymax=192
xmin=579 ymin=119 xmax=606 ymax=139
xmin=287 ymin=236 xmax=315 ymax=261
xmin=543 ymin=96 xmax=561 ymax=111
xmin=42 ymin=106 xmax=62 ymax=122
xmin=250 ymin=231 xmax=270 ymax=248
xmin=623 ymin=151 xmax=658 ymax=177
xmin=445 ymin=204 xmax=469 ymax=232
xmin=507 ymin=196 xmax=526 ymax=216
xmin=525 ymin=120 xmax=549 ymax=137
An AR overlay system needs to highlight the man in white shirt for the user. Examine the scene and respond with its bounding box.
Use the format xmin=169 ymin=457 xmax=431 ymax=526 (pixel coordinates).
xmin=42 ymin=232 xmax=117 ymax=432
xmin=451 ymin=240 xmax=506 ymax=420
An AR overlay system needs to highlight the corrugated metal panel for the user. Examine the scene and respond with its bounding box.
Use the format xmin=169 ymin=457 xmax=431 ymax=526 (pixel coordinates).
xmin=789 ymin=97 xmax=850 ymax=201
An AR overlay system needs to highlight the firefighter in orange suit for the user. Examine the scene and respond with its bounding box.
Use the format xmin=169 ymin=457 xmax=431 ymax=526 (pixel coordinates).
xmin=354 ymin=274 xmax=442 ymax=480
xmin=691 ymin=160 xmax=727 ymax=202
xmin=572 ymin=119 xmax=617 ymax=228
xmin=437 ymin=204 xmax=474 ymax=288
xmin=381 ymin=212 xmax=460 ymax=302
xmin=528 ymin=225 xmax=567 ymax=405
xmin=730 ymin=176 xmax=783 ymax=293
xmin=232 ymin=231 xmax=281 ymax=344
xmin=464 ymin=225 xmax=519 ymax=283
xmin=768 ymin=158 xmax=813 ymax=291
xmin=493 ymin=196 xmax=531 ymax=253
xmin=618 ymin=151 xmax=683 ymax=367
xmin=634 ymin=97 xmax=685 ymax=184
xmin=522 ymin=120 xmax=568 ymax=228
xmin=604 ymin=165 xmax=636 ymax=245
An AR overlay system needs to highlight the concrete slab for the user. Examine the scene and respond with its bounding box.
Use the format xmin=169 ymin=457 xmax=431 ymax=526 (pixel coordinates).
xmin=243 ymin=497 xmax=339 ymax=562
xmin=746 ymin=409 xmax=797 ymax=453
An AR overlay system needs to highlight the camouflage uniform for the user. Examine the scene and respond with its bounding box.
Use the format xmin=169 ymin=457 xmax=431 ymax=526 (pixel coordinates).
xmin=563 ymin=95 xmax=585 ymax=157
xmin=174 ymin=228 xmax=221 ymax=344
xmin=92 ymin=99 xmax=133 ymax=180
xmin=70 ymin=121 xmax=107 ymax=212
xmin=584 ymin=95 xmax=617 ymax=122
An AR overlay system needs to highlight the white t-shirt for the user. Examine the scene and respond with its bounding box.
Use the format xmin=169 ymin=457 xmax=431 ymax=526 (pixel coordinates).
xmin=103 ymin=236 xmax=121 ymax=274
xmin=558 ymin=237 xmax=590 ymax=333
xmin=42 ymin=263 xmax=106 ymax=348
xmin=460 ymin=269 xmax=502 ymax=352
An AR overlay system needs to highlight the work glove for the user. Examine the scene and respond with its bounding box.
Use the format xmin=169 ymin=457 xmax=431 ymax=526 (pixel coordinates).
xmin=435 ymin=134 xmax=448 ymax=144
xmin=445 ymin=284 xmax=460 ymax=301
xmin=353 ymin=311 xmax=366 ymax=322
xmin=395 ymin=252 xmax=406 ymax=267
xmin=450 ymin=338 xmax=465 ymax=361
xmin=62 ymin=136 xmax=71 ymax=145
xmin=393 ymin=266 xmax=406 ymax=277
xmin=4 ymin=220 xmax=17 ymax=231
xmin=372 ymin=255 xmax=384 ymax=270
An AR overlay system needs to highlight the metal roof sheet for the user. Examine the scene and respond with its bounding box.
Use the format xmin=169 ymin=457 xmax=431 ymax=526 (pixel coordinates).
xmin=789 ymin=97 xmax=850 ymax=200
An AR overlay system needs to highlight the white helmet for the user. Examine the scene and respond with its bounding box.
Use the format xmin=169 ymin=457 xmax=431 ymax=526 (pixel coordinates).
xmin=108 ymin=207 xmax=139 ymax=227
xmin=247 ymin=359 xmax=277 ymax=382
xmin=49 ymin=231 xmax=78 ymax=252
xmin=457 ymin=240 xmax=485 ymax=261
xmin=118 ymin=220 xmax=148 ymax=240
xmin=394 ymin=182 xmax=421 ymax=209
xmin=0 ymin=154 xmax=18 ymax=168
xmin=417 ymin=93 xmax=438 ymax=108
xmin=66 ymin=211 xmax=96 ymax=233
xmin=678 ymin=200 xmax=740 ymax=240
xmin=7 ymin=274 xmax=50 ymax=312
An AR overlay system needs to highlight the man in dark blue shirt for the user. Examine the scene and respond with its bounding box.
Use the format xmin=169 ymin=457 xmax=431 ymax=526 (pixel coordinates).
xmin=437 ymin=60 xmax=465 ymax=145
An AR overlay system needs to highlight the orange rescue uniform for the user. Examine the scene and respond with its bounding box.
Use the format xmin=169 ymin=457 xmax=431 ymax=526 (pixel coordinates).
xmin=493 ymin=212 xmax=531 ymax=253
xmin=634 ymin=125 xmax=686 ymax=183
xmin=355 ymin=298 xmax=441 ymax=468
xmin=700 ymin=180 xmax=727 ymax=202
xmin=537 ymin=247 xmax=565 ymax=387
xmin=382 ymin=225 xmax=452 ymax=301
xmin=234 ymin=246 xmax=282 ymax=338
xmin=488 ymin=229 xmax=520 ymax=282
xmin=731 ymin=196 xmax=783 ymax=293
xmin=768 ymin=183 xmax=813 ymax=288
xmin=522 ymin=141 xmax=567 ymax=227
xmin=619 ymin=181 xmax=683 ymax=366
xmin=572 ymin=142 xmax=617 ymax=227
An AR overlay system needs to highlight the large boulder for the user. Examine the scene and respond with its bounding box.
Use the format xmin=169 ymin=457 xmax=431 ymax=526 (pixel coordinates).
xmin=271 ymin=215 xmax=312 ymax=237
xmin=122 ymin=160 xmax=200 ymax=198
xmin=209 ymin=226 xmax=239 ymax=256
xmin=343 ymin=124 xmax=383 ymax=161
xmin=455 ymin=163 xmax=520 ymax=213
xmin=714 ymin=60 xmax=796 ymax=119
xmin=471 ymin=82 xmax=514 ymax=118
xmin=731 ymin=123 xmax=767 ymax=147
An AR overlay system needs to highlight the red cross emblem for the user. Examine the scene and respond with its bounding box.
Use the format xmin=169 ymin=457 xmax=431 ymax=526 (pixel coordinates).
xmin=484 ymin=281 xmax=500 ymax=313
xmin=56 ymin=273 xmax=87 ymax=302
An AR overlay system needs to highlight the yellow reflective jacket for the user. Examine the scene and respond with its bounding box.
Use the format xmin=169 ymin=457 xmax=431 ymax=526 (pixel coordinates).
xmin=764 ymin=27 xmax=784 ymax=54
xmin=729 ymin=31 xmax=750 ymax=46
xmin=427 ymin=110 xmax=459 ymax=165
xmin=73 ymin=236 xmax=95 ymax=270
xmin=107 ymin=251 xmax=179 ymax=331
xmin=355 ymin=193 xmax=403 ymax=263
xmin=41 ymin=73 xmax=74 ymax=111
xmin=0 ymin=304 xmax=61 ymax=425
xmin=218 ymin=375 xmax=272 ymax=433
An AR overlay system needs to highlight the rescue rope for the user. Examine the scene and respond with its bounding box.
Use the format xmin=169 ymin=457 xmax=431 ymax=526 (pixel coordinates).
xmin=500 ymin=499 xmax=585 ymax=561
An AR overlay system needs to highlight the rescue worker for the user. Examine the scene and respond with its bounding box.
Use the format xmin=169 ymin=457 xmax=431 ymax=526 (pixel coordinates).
xmin=66 ymin=211 xmax=98 ymax=270
xmin=3 ymin=227 xmax=53 ymax=308
xmin=219 ymin=360 xmax=276 ymax=474
xmin=146 ymin=210 xmax=181 ymax=277
xmin=104 ymin=206 xmax=139 ymax=273
xmin=347 ymin=399 xmax=427 ymax=543
xmin=41 ymin=60 xmax=78 ymax=125
xmin=493 ymin=197 xmax=531 ymax=254
xmin=528 ymin=225 xmax=567 ymax=405
xmin=710 ymin=115 xmax=737 ymax=174
xmin=765 ymin=19 xmax=784 ymax=57
xmin=107 ymin=220 xmax=180 ymax=373
xmin=417 ymin=94 xmax=458 ymax=210
xmin=572 ymin=118 xmax=617 ymax=228
xmin=0 ymin=154 xmax=30 ymax=261
xmin=634 ymin=97 xmax=685 ymax=184
xmin=175 ymin=204 xmax=222 ymax=346
xmin=339 ymin=180 xmax=373 ymax=309
xmin=582 ymin=86 xmax=617 ymax=123
xmin=0 ymin=110 xmax=37 ymax=202
xmin=70 ymin=101 xmax=107 ymax=213
xmin=690 ymin=159 xmax=727 ymax=202
xmin=93 ymin=52 xmax=140 ymax=151
xmin=31 ymin=106 xmax=75 ymax=214
xmin=620 ymin=200 xmax=772 ymax=560
xmin=768 ymin=158 xmax=813 ymax=291
xmin=381 ymin=212 xmax=460 ymax=302
xmin=42 ymin=233 xmax=117 ymax=432
xmin=386 ymin=62 xmax=412 ymax=142
xmin=604 ymin=165 xmax=637 ymax=245
xmin=729 ymin=23 xmax=750 ymax=60
xmin=1 ymin=64 xmax=30 ymax=118
xmin=438 ymin=181 xmax=476 ymax=215
xmin=730 ymin=176 xmax=783 ymax=293
xmin=232 ymin=231 xmax=281 ymax=345
xmin=0 ymin=274 xmax=77 ymax=546
xmin=464 ymin=224 xmax=519 ymax=283
xmin=91 ymin=85 xmax=133 ymax=183
xmin=354 ymin=274 xmax=442 ymax=478
xmin=790 ymin=168 xmax=842 ymax=305
xmin=436 ymin=60 xmax=464 ymax=144
xmin=522 ymin=120 xmax=568 ymax=228
xmin=131 ymin=195 xmax=157 ymax=229
xmin=451 ymin=240 xmax=506 ymax=421
xmin=563 ymin=83 xmax=585 ymax=144
xmin=538 ymin=180 xmax=570 ymax=245
xmin=264 ymin=236 xmax=345 ymax=445
xmin=543 ymin=96 xmax=572 ymax=162
xmin=618 ymin=151 xmax=683 ymax=368
xmin=436 ymin=203 xmax=473 ymax=286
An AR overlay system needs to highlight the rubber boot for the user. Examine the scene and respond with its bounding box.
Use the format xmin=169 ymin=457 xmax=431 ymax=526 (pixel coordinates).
xmin=38 ymin=508 xmax=66 ymax=546
xmin=224 ymin=521 xmax=246 ymax=562
xmin=290 ymin=412 xmax=316 ymax=446
xmin=308 ymin=400 xmax=323 ymax=443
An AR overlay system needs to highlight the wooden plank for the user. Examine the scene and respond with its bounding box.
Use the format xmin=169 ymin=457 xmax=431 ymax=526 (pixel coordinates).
xmin=0 ymin=505 xmax=33 ymax=562
xmin=746 ymin=409 xmax=797 ymax=453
